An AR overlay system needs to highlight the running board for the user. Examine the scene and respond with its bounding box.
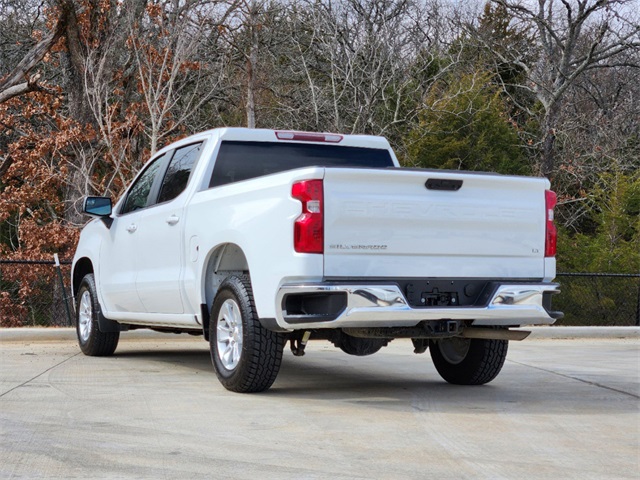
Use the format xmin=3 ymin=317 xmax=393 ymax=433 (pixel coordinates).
xmin=461 ymin=328 xmax=531 ymax=341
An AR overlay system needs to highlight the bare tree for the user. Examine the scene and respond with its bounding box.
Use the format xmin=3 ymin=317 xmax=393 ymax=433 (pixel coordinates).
xmin=215 ymin=0 xmax=275 ymax=129
xmin=490 ymin=0 xmax=640 ymax=175
xmin=132 ymin=3 xmax=231 ymax=152
xmin=275 ymin=0 xmax=458 ymax=148
xmin=552 ymin=59 xmax=640 ymax=230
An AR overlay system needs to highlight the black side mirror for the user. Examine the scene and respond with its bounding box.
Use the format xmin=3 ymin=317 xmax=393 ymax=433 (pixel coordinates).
xmin=83 ymin=196 xmax=112 ymax=217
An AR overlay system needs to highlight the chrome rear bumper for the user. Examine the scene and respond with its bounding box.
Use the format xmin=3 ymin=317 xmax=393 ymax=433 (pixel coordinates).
xmin=275 ymin=283 xmax=561 ymax=330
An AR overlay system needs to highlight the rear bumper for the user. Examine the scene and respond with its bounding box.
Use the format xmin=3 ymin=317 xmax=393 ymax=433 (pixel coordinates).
xmin=275 ymin=282 xmax=561 ymax=330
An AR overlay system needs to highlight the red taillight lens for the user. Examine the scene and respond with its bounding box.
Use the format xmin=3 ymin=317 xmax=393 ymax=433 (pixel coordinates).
xmin=292 ymin=180 xmax=324 ymax=254
xmin=545 ymin=190 xmax=557 ymax=257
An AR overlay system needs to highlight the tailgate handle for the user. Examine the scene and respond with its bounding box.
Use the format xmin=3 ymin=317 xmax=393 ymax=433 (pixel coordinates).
xmin=425 ymin=179 xmax=463 ymax=191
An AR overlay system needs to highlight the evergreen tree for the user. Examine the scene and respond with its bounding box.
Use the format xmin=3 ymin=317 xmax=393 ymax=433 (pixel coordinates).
xmin=407 ymin=71 xmax=529 ymax=175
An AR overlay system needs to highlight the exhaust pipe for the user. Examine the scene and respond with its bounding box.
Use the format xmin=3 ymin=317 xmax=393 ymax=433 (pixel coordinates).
xmin=461 ymin=328 xmax=530 ymax=341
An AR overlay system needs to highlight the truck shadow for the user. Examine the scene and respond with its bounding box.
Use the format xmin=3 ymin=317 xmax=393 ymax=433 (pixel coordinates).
xmin=113 ymin=346 xmax=636 ymax=414
xmin=269 ymin=358 xmax=637 ymax=414
xmin=115 ymin=348 xmax=213 ymax=374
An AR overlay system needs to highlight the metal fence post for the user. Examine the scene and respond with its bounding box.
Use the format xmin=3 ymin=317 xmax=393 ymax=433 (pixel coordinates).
xmin=636 ymin=279 xmax=640 ymax=327
xmin=54 ymin=254 xmax=73 ymax=326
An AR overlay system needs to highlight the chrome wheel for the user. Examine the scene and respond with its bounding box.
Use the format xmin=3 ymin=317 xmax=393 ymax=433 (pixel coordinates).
xmin=78 ymin=290 xmax=93 ymax=342
xmin=75 ymin=274 xmax=119 ymax=356
xmin=209 ymin=275 xmax=284 ymax=392
xmin=437 ymin=337 xmax=471 ymax=365
xmin=216 ymin=299 xmax=243 ymax=371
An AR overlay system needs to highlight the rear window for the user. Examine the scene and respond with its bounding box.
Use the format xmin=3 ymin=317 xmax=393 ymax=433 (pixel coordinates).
xmin=209 ymin=141 xmax=394 ymax=188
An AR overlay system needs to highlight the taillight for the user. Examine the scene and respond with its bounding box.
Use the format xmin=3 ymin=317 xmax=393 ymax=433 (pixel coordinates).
xmin=545 ymin=190 xmax=557 ymax=257
xmin=292 ymin=180 xmax=324 ymax=253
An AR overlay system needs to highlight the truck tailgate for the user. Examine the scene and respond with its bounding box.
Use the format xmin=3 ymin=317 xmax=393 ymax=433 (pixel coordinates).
xmin=323 ymin=168 xmax=549 ymax=279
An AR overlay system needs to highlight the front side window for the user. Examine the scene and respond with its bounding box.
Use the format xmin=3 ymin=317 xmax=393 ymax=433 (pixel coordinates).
xmin=120 ymin=154 xmax=166 ymax=214
xmin=157 ymin=142 xmax=203 ymax=204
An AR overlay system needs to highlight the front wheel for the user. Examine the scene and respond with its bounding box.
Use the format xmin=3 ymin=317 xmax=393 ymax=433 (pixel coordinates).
xmin=209 ymin=275 xmax=284 ymax=393
xmin=76 ymin=273 xmax=119 ymax=356
xmin=429 ymin=336 xmax=508 ymax=385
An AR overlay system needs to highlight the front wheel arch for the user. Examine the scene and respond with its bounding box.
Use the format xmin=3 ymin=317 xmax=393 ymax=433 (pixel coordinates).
xmin=72 ymin=257 xmax=94 ymax=298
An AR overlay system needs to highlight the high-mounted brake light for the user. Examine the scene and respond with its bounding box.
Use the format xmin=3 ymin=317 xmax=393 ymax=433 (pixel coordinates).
xmin=545 ymin=190 xmax=557 ymax=257
xmin=292 ymin=180 xmax=324 ymax=254
xmin=276 ymin=131 xmax=343 ymax=143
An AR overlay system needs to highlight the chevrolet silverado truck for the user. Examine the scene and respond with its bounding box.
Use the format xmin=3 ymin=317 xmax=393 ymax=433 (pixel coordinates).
xmin=72 ymin=127 xmax=562 ymax=392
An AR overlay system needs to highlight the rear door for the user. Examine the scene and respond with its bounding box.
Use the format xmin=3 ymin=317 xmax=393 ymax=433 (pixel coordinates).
xmin=135 ymin=142 xmax=204 ymax=314
xmin=323 ymin=168 xmax=548 ymax=280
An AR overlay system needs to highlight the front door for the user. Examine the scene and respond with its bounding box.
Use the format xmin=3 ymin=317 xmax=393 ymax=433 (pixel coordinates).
xmin=99 ymin=154 xmax=167 ymax=314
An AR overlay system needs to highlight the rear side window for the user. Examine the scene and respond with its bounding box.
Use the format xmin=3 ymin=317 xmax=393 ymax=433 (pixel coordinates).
xmin=158 ymin=142 xmax=203 ymax=203
xmin=209 ymin=141 xmax=394 ymax=188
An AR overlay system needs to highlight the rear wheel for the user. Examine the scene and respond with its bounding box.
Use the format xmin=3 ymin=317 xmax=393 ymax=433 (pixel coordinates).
xmin=76 ymin=274 xmax=119 ymax=356
xmin=429 ymin=336 xmax=508 ymax=385
xmin=209 ymin=275 xmax=284 ymax=393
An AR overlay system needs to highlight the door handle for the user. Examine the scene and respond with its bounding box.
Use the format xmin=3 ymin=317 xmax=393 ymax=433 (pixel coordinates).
xmin=126 ymin=224 xmax=137 ymax=233
xmin=166 ymin=215 xmax=180 ymax=226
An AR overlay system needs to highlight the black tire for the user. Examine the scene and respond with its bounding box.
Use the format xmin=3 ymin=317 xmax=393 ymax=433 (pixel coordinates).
xmin=76 ymin=273 xmax=119 ymax=356
xmin=209 ymin=275 xmax=284 ymax=393
xmin=338 ymin=334 xmax=387 ymax=356
xmin=429 ymin=336 xmax=508 ymax=385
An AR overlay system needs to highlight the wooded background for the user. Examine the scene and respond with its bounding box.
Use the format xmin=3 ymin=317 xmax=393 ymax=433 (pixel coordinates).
xmin=1 ymin=0 xmax=638 ymax=278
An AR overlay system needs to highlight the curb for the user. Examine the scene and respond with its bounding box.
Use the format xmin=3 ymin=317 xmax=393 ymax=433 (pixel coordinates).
xmin=526 ymin=326 xmax=639 ymax=339
xmin=1 ymin=326 xmax=638 ymax=342
xmin=0 ymin=327 xmax=197 ymax=342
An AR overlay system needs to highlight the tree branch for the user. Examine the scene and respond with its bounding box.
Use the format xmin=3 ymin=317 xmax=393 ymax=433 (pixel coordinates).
xmin=0 ymin=17 xmax=65 ymax=102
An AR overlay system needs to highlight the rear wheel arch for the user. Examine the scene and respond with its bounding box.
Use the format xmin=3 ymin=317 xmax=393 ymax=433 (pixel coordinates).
xmin=202 ymin=243 xmax=250 ymax=338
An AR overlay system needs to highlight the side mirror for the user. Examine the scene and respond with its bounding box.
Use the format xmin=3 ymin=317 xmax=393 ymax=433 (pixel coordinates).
xmin=83 ymin=196 xmax=112 ymax=217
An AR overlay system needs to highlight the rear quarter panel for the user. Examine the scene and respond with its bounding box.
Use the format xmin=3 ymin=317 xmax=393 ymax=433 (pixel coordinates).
xmin=183 ymin=167 xmax=326 ymax=319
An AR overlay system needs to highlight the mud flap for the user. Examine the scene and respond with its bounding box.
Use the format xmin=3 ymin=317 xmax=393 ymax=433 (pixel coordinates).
xmin=97 ymin=312 xmax=125 ymax=332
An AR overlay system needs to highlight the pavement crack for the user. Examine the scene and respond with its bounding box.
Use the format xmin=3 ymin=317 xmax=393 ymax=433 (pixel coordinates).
xmin=507 ymin=359 xmax=639 ymax=399
xmin=0 ymin=352 xmax=81 ymax=399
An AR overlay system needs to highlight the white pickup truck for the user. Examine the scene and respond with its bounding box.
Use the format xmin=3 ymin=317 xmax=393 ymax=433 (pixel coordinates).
xmin=72 ymin=128 xmax=562 ymax=392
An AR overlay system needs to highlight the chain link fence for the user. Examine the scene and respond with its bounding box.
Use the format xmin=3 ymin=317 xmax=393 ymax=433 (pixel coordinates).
xmin=1 ymin=260 xmax=638 ymax=327
xmin=1 ymin=259 xmax=73 ymax=327
xmin=554 ymin=273 xmax=640 ymax=327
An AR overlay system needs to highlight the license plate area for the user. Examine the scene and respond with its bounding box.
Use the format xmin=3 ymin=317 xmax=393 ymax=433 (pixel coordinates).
xmin=403 ymin=280 xmax=493 ymax=308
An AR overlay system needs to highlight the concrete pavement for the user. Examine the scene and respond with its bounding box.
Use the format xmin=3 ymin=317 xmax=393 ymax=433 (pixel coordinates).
xmin=1 ymin=329 xmax=638 ymax=479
